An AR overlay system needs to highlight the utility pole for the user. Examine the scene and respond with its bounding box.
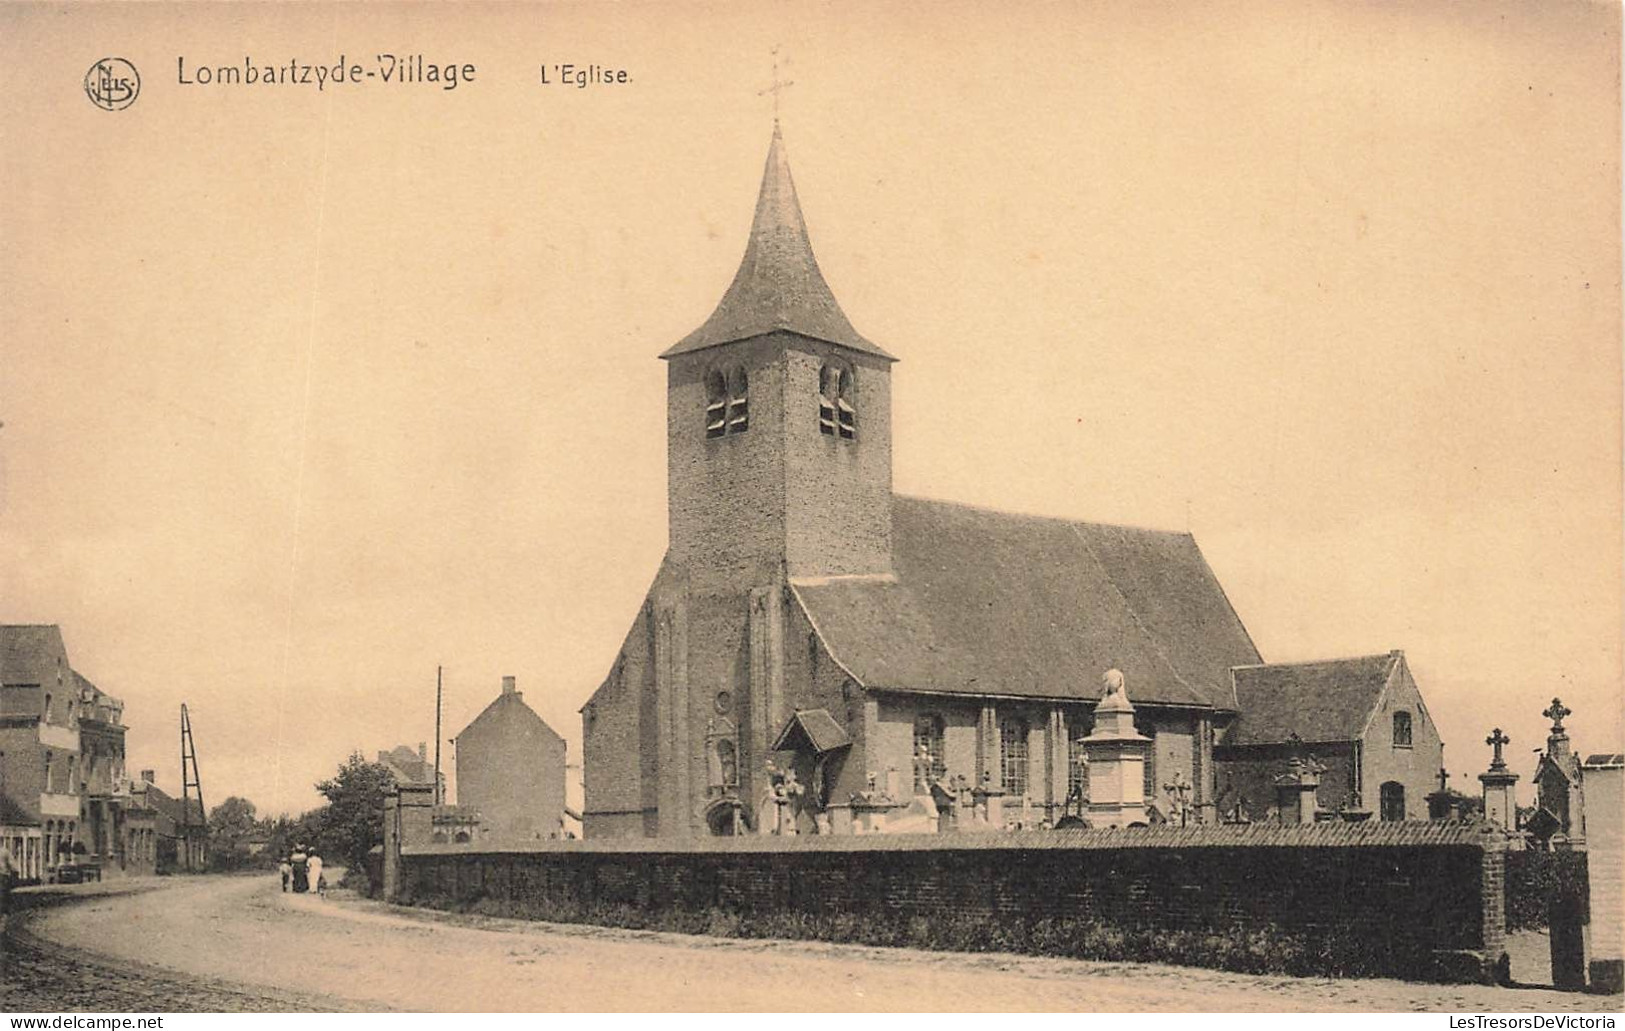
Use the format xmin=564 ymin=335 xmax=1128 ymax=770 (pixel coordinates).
xmin=434 ymin=665 xmax=443 ymax=805
xmin=180 ymin=704 xmax=205 ymax=872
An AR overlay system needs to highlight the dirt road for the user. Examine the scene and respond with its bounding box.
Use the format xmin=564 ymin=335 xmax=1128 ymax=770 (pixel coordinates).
xmin=4 ymin=875 xmax=1616 ymax=1012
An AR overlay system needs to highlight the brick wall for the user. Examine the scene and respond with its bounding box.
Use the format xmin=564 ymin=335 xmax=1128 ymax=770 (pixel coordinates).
xmin=393 ymin=821 xmax=1509 ymax=983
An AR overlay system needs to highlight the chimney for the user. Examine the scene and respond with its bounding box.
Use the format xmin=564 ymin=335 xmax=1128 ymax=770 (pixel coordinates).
xmin=502 ymin=675 xmax=518 ymax=697
xmin=418 ymin=741 xmax=427 ymax=762
xmin=140 ymin=769 xmax=155 ymax=783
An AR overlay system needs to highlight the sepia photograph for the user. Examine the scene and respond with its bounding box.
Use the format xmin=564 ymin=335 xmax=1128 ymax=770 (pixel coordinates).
xmin=1 ymin=0 xmax=1621 ymax=1018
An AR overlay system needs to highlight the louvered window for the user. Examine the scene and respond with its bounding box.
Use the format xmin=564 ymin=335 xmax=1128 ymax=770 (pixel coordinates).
xmin=727 ymin=368 xmax=749 ymax=433
xmin=819 ymin=363 xmax=856 ymax=440
xmin=706 ymin=367 xmax=748 ymax=438
xmin=705 ymin=369 xmax=727 ymax=438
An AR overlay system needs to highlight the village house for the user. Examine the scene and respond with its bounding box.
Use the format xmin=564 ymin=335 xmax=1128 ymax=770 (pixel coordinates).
xmin=578 ymin=129 xmax=1445 ymax=839
xmin=453 ymin=676 xmax=569 ymax=842
xmin=376 ymin=742 xmax=444 ymax=798
xmin=0 ymin=625 xmax=164 ymax=879
xmin=127 ymin=769 xmax=207 ymax=873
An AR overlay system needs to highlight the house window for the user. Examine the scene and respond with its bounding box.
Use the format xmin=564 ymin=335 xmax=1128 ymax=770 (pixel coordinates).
xmin=1000 ymin=717 xmax=1029 ymax=797
xmin=1380 ymin=781 xmax=1406 ymax=822
xmin=913 ymin=713 xmax=946 ymax=789
xmin=819 ymin=363 xmax=856 ymax=440
xmin=1068 ymin=715 xmax=1092 ymax=800
xmin=43 ymin=693 xmax=52 ymax=724
xmin=1393 ymin=711 xmax=1412 ymax=747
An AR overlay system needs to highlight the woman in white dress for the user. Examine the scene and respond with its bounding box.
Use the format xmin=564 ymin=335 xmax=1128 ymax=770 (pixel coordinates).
xmin=306 ymin=851 xmax=323 ymax=897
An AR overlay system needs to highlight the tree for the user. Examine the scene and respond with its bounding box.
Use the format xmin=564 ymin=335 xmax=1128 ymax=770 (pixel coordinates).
xmin=208 ymin=796 xmax=260 ymax=850
xmin=313 ymin=752 xmax=396 ymax=875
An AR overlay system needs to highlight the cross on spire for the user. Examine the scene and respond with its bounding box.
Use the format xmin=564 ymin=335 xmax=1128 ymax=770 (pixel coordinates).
xmin=1486 ymin=728 xmax=1510 ymax=770
xmin=1437 ymin=766 xmax=1450 ymax=793
xmin=758 ymin=45 xmax=794 ymax=124
xmin=1543 ymin=697 xmax=1571 ymax=733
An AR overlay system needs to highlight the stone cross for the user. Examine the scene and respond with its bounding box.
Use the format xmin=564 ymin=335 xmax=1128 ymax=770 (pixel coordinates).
xmin=1544 ymin=697 xmax=1571 ymax=733
xmin=1437 ymin=767 xmax=1450 ymax=793
xmin=1486 ymin=728 xmax=1511 ymax=770
xmin=1163 ymin=771 xmax=1193 ymax=826
xmin=758 ymin=45 xmax=795 ymax=122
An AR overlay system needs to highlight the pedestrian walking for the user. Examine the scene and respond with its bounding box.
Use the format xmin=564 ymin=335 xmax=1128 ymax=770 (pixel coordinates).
xmin=278 ymin=857 xmax=292 ymax=892
xmin=290 ymin=845 xmax=309 ymax=893
xmin=307 ymin=851 xmax=323 ymax=898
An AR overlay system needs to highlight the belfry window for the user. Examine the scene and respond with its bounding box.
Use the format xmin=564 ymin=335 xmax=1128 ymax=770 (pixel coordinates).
xmin=705 ymin=370 xmax=727 ymax=438
xmin=705 ymin=366 xmax=749 ymax=438
xmin=728 ymin=368 xmax=749 ymax=433
xmin=818 ymin=363 xmax=856 ymax=440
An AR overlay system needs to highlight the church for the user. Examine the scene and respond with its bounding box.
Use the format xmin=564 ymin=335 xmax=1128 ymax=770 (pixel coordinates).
xmin=578 ymin=127 xmax=1443 ymax=838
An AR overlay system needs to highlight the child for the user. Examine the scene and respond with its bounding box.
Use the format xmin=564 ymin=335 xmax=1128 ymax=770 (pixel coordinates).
xmin=279 ymin=857 xmax=292 ymax=893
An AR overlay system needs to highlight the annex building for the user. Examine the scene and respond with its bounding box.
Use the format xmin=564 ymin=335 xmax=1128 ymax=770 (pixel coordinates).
xmin=579 ymin=128 xmax=1443 ymax=839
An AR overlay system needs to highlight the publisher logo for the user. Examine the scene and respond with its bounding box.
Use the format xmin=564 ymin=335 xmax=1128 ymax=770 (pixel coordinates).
xmin=85 ymin=58 xmax=140 ymax=111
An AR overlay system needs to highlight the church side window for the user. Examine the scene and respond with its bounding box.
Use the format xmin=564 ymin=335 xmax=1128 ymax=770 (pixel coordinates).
xmin=1000 ymin=717 xmax=1029 ymax=797
xmin=1139 ymin=715 xmax=1157 ymax=801
xmin=705 ymin=369 xmax=727 ymax=438
xmin=913 ymin=713 xmax=946 ymax=789
xmin=728 ymin=367 xmax=749 ymax=434
xmin=819 ymin=363 xmax=856 ymax=440
xmin=1393 ymin=711 xmax=1412 ymax=747
xmin=1068 ymin=715 xmax=1092 ymax=800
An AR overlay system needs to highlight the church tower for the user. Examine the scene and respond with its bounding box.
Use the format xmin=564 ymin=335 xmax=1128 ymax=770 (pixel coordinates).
xmin=660 ymin=126 xmax=897 ymax=591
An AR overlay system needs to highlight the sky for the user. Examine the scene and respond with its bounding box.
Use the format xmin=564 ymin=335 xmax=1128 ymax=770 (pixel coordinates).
xmin=1 ymin=1 xmax=1619 ymax=818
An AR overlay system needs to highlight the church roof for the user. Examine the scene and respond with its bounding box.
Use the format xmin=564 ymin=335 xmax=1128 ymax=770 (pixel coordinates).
xmin=1224 ymin=653 xmax=1400 ymax=746
xmin=790 ymin=496 xmax=1261 ymax=709
xmin=660 ymin=126 xmax=893 ymax=361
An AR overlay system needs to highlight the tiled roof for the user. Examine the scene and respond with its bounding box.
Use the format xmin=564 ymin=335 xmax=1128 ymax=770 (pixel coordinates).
xmin=457 ymin=691 xmax=564 ymax=744
xmin=660 ymin=126 xmax=892 ymax=361
xmin=0 ymin=625 xmax=67 ymax=686
xmin=1224 ymin=653 xmax=1399 ymax=746
xmin=790 ymin=496 xmax=1261 ymax=709
xmin=772 ymin=709 xmax=852 ymax=754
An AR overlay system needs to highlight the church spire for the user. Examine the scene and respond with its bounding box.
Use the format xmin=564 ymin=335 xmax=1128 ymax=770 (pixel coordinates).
xmin=661 ymin=126 xmax=894 ymax=360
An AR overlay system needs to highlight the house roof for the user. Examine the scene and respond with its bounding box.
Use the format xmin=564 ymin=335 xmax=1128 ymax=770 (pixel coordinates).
xmin=790 ymin=496 xmax=1262 ymax=709
xmin=0 ymin=625 xmax=68 ymax=686
xmin=457 ymin=690 xmax=564 ymax=745
xmin=660 ymin=125 xmax=893 ymax=362
xmin=377 ymin=745 xmax=435 ymax=786
xmin=1224 ymin=653 xmax=1400 ymax=746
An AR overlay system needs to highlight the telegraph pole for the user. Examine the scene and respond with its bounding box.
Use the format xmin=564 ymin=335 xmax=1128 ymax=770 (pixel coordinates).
xmin=434 ymin=666 xmax=443 ymax=805
xmin=180 ymin=704 xmax=206 ymax=872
